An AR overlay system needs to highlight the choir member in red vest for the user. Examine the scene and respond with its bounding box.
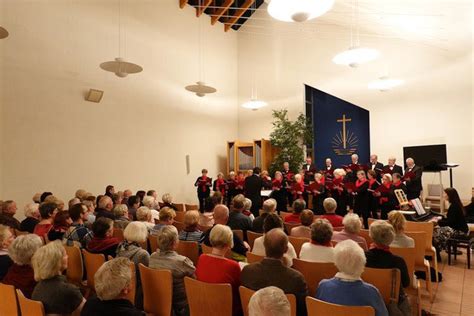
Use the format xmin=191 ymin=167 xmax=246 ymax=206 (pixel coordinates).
xmin=367 ymin=170 xmax=380 ymax=219
xmin=260 ymin=170 xmax=272 ymax=190
xmin=235 ymin=171 xmax=246 ymax=196
xmin=353 ymin=170 xmax=370 ymax=228
xmin=194 ymin=169 xmax=212 ymax=212
xmin=374 ymin=174 xmax=395 ymax=220
xmin=291 ymin=174 xmax=306 ymax=202
xmin=271 ymin=171 xmax=287 ymax=212
xmin=308 ymin=173 xmax=326 ymax=214
xmin=281 ymin=162 xmax=294 ymax=206
xmin=213 ymin=172 xmax=227 ymax=198
xmin=330 ymin=169 xmax=348 ymax=216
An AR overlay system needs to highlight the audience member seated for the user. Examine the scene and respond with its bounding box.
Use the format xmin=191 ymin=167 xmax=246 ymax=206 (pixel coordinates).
xmin=113 ymin=204 xmax=130 ymax=230
xmin=0 ymin=224 xmax=14 ymax=280
xmin=0 ymin=200 xmax=20 ymax=230
xmin=249 ymin=286 xmax=291 ymax=316
xmin=366 ymin=220 xmax=411 ymax=313
xmin=162 ymin=193 xmax=178 ymax=211
xmin=388 ymin=211 xmax=414 ymax=248
xmin=65 ymin=203 xmax=92 ymax=248
xmin=127 ymin=195 xmax=140 ymax=220
xmin=81 ymin=257 xmax=145 ymax=316
xmin=74 ymin=189 xmax=88 ymax=202
xmin=241 ymin=228 xmax=308 ymax=316
xmin=196 ymin=224 xmax=241 ymax=316
xmin=243 ymin=198 xmax=255 ymax=221
xmin=44 ymin=195 xmax=65 ymax=211
xmin=136 ymin=206 xmax=155 ymax=232
xmin=284 ymin=199 xmax=306 ymax=223
xmin=87 ymin=217 xmax=120 ymax=258
xmin=20 ymin=203 xmax=40 ymax=233
xmin=151 ymin=207 xmax=176 ymax=235
xmin=332 ymin=213 xmax=368 ymax=251
xmin=34 ymin=202 xmax=58 ymax=242
xmin=40 ymin=192 xmax=53 ymax=203
xmin=227 ymin=194 xmax=253 ymax=234
xmin=179 ymin=210 xmax=203 ymax=242
xmin=290 ymin=209 xmax=314 ymax=239
xmin=315 ymin=240 xmax=388 ymax=316
xmin=300 ymin=219 xmax=335 ymax=262
xmin=143 ymin=195 xmax=159 ymax=212
xmin=32 ymin=240 xmax=85 ymax=315
xmin=116 ymin=221 xmax=149 ymax=309
xmin=47 ymin=210 xmax=72 ymax=242
xmin=83 ymin=200 xmax=97 ymax=224
xmin=199 ymin=205 xmax=249 ymax=260
xmin=68 ymin=197 xmax=81 ymax=210
xmin=252 ymin=214 xmax=297 ymax=267
xmin=465 ymin=196 xmax=474 ymax=223
xmin=95 ymin=196 xmax=115 ymax=220
xmin=32 ymin=193 xmax=42 ymax=204
xmin=320 ymin=198 xmax=344 ymax=228
xmin=122 ymin=189 xmax=132 ymax=206
xmin=2 ymin=234 xmax=43 ymax=298
xmin=252 ymin=198 xmax=277 ymax=233
xmin=112 ymin=193 xmax=123 ymax=206
xmin=150 ymin=225 xmax=196 ymax=316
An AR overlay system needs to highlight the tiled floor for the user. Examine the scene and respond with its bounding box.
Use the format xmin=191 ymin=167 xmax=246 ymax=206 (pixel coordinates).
xmin=420 ymin=250 xmax=473 ymax=316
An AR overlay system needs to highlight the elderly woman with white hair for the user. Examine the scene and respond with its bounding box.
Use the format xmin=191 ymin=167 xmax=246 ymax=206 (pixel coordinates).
xmin=316 ymin=240 xmax=388 ymax=316
xmin=149 ymin=225 xmax=195 ymax=316
xmin=2 ymin=234 xmax=43 ymax=297
xmin=113 ymin=204 xmax=130 ymax=230
xmin=162 ymin=193 xmax=178 ymax=211
xmin=136 ymin=206 xmax=155 ymax=232
xmin=20 ymin=203 xmax=41 ymax=233
xmin=249 ymin=286 xmax=291 ymax=316
xmin=332 ymin=213 xmax=368 ymax=251
xmin=0 ymin=224 xmax=14 ymax=280
xmin=32 ymin=240 xmax=86 ymax=315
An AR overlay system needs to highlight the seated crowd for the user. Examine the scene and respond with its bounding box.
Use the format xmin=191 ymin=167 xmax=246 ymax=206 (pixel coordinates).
xmin=0 ymin=184 xmax=464 ymax=316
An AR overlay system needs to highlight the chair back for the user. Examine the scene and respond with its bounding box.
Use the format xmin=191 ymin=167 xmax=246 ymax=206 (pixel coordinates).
xmin=405 ymin=221 xmax=434 ymax=252
xmin=246 ymin=252 xmax=265 ymax=264
xmin=0 ymin=283 xmax=19 ymax=316
xmin=201 ymin=243 xmax=232 ymax=259
xmin=358 ymin=229 xmax=373 ymax=246
xmin=247 ymin=231 xmax=263 ymax=250
xmin=16 ymin=289 xmax=45 ymax=316
xmin=113 ymin=228 xmax=124 ymax=242
xmin=284 ymin=222 xmax=301 ymax=234
xmin=185 ymin=204 xmax=199 ymax=211
xmin=173 ymin=221 xmax=185 ymax=233
xmin=292 ymin=258 xmax=338 ymax=296
xmin=175 ymin=211 xmax=186 ymax=223
xmin=81 ymin=249 xmax=105 ymax=291
xmin=362 ymin=268 xmax=400 ymax=304
xmin=184 ymin=277 xmax=232 ymax=316
xmin=174 ymin=203 xmax=186 ymax=212
xmin=148 ymin=234 xmax=159 ymax=253
xmin=403 ymin=231 xmax=427 ymax=267
xmin=306 ymin=297 xmax=375 ymax=316
xmin=64 ymin=245 xmax=83 ymax=285
xmin=427 ymin=184 xmax=443 ymax=197
xmin=390 ymin=247 xmax=416 ymax=287
xmin=139 ymin=264 xmax=172 ymax=316
xmin=288 ymin=236 xmax=310 ymax=257
xmin=232 ymin=229 xmax=244 ymax=241
xmin=177 ymin=240 xmax=199 ymax=266
xmin=239 ymin=286 xmax=296 ymax=316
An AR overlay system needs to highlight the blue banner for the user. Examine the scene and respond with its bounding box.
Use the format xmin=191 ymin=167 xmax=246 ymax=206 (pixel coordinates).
xmin=306 ymin=85 xmax=370 ymax=169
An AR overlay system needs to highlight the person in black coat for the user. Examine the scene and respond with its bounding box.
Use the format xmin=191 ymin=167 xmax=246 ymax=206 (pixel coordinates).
xmin=383 ymin=157 xmax=403 ymax=176
xmin=353 ymin=170 xmax=370 ymax=228
xmin=366 ymin=170 xmax=380 ymax=219
xmin=244 ymin=167 xmax=263 ymax=217
xmin=403 ymin=158 xmax=423 ymax=200
xmin=194 ymin=169 xmax=212 ymax=212
xmin=302 ymin=157 xmax=317 ymax=185
xmin=366 ymin=154 xmax=384 ymax=182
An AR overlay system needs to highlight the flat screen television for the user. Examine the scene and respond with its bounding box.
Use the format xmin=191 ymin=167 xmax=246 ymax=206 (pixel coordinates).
xmin=403 ymin=144 xmax=447 ymax=172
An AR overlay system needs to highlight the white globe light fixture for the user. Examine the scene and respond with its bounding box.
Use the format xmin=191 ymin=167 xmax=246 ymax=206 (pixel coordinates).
xmin=332 ymin=46 xmax=379 ymax=67
xmin=368 ymin=76 xmax=404 ymax=92
xmin=267 ymin=0 xmax=335 ymax=22
xmin=241 ymin=99 xmax=268 ymax=111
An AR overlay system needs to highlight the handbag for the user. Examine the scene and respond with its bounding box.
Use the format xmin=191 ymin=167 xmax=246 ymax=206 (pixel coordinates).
xmin=387 ymin=269 xmax=411 ymax=316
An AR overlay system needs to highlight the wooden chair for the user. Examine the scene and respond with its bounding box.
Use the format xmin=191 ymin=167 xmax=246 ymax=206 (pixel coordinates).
xmin=201 ymin=243 xmax=232 ymax=259
xmin=306 ymin=297 xmax=375 ymax=316
xmin=246 ymin=252 xmax=265 ymax=264
xmin=64 ymin=245 xmax=83 ymax=285
xmin=358 ymin=229 xmax=373 ymax=246
xmin=405 ymin=220 xmax=439 ymax=282
xmin=185 ymin=277 xmax=232 ymax=316
xmin=148 ymin=234 xmax=159 ymax=253
xmin=404 ymin=231 xmax=433 ymax=302
xmin=177 ymin=240 xmax=199 ymax=266
xmin=292 ymin=259 xmax=338 ymax=296
xmin=175 ymin=211 xmax=186 ymax=223
xmin=173 ymin=221 xmax=185 ymax=233
xmin=185 ymin=204 xmax=199 ymax=211
xmin=139 ymin=264 xmax=172 ymax=316
xmin=288 ymin=236 xmax=310 ymax=257
xmin=113 ymin=228 xmax=124 ymax=242
xmin=233 ymin=229 xmax=244 ymax=241
xmin=247 ymin=231 xmax=263 ymax=250
xmin=81 ymin=249 xmax=105 ymax=294
xmin=284 ymin=222 xmax=301 ymax=234
xmin=174 ymin=203 xmax=186 ymax=212
xmin=239 ymin=286 xmax=297 ymax=316
xmin=361 ymin=268 xmax=400 ymax=305
xmin=0 ymin=283 xmax=19 ymax=316
xmin=16 ymin=289 xmax=45 ymax=316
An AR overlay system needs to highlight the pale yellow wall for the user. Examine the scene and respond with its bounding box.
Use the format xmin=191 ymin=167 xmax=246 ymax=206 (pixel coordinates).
xmin=0 ymin=0 xmax=238 ymax=213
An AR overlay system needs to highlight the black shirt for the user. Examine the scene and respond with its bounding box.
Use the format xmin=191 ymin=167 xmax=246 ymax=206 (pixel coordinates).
xmin=20 ymin=217 xmax=39 ymax=233
xmin=32 ymin=275 xmax=83 ymax=314
xmin=252 ymin=213 xmax=269 ymax=233
xmin=438 ymin=204 xmax=469 ymax=233
xmin=0 ymin=255 xmax=13 ymax=281
xmin=95 ymin=208 xmax=115 ymax=220
xmin=365 ymin=248 xmax=410 ymax=290
xmin=199 ymin=225 xmax=248 ymax=256
xmin=81 ymin=297 xmax=145 ymax=316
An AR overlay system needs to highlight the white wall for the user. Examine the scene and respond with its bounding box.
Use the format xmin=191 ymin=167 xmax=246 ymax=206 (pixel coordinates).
xmin=237 ymin=11 xmax=473 ymax=200
xmin=0 ymin=0 xmax=238 ymax=212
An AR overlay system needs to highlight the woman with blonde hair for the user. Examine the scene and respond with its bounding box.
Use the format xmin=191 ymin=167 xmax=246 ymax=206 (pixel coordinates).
xmin=32 ymin=240 xmax=85 ymax=315
xmin=388 ymin=211 xmax=414 ymax=248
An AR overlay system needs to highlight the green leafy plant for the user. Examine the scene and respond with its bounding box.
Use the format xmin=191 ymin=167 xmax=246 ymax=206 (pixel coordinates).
xmin=269 ymin=109 xmax=313 ymax=175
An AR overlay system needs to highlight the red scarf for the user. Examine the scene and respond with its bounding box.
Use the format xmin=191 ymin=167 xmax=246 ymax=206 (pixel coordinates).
xmin=87 ymin=236 xmax=119 ymax=252
xmin=272 ymin=179 xmax=282 ymax=189
xmin=369 ymin=178 xmax=377 ymax=186
xmin=355 ymin=179 xmax=368 ymax=188
xmin=369 ymin=243 xmax=391 ymax=253
xmin=216 ymin=178 xmax=226 ymax=194
xmin=200 ymin=176 xmax=209 ymax=192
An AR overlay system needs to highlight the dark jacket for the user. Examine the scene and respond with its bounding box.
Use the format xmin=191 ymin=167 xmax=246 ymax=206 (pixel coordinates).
xmin=227 ymin=211 xmax=252 ymax=235
xmin=404 ymin=165 xmax=423 ymax=195
xmin=438 ymin=204 xmax=469 ymax=233
xmin=81 ymin=297 xmax=145 ymax=316
xmin=244 ymin=175 xmax=263 ymax=215
xmin=95 ymin=208 xmax=115 ymax=220
xmin=383 ymin=164 xmax=403 ymax=176
xmin=199 ymin=225 xmax=247 ymax=256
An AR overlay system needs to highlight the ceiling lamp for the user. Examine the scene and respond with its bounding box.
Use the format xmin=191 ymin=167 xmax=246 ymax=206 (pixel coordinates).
xmin=267 ymin=0 xmax=335 ymax=22
xmin=0 ymin=26 xmax=9 ymax=39
xmin=100 ymin=1 xmax=143 ymax=78
xmin=242 ymin=99 xmax=268 ymax=111
xmin=185 ymin=81 xmax=217 ymax=97
xmin=368 ymin=76 xmax=404 ymax=92
xmin=332 ymin=47 xmax=379 ymax=67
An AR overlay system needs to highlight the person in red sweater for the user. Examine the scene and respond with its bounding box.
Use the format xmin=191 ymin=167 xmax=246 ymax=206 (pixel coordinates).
xmin=320 ymin=198 xmax=344 ymax=228
xmin=196 ymin=224 xmax=241 ymax=316
xmin=284 ymin=199 xmax=306 ymax=224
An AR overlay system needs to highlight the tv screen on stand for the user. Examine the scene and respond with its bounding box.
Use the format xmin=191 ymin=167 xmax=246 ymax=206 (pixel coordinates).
xmin=403 ymin=144 xmax=447 ymax=172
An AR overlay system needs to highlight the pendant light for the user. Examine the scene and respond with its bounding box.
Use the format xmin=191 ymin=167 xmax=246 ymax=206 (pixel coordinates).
xmin=185 ymin=0 xmax=216 ymax=97
xmin=100 ymin=0 xmax=143 ymax=77
xmin=332 ymin=0 xmax=379 ymax=67
xmin=267 ymin=0 xmax=335 ymax=23
xmin=0 ymin=26 xmax=8 ymax=39
xmin=368 ymin=76 xmax=404 ymax=92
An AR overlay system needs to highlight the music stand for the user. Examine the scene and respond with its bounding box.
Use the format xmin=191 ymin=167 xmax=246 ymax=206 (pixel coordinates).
xmin=441 ymin=163 xmax=459 ymax=188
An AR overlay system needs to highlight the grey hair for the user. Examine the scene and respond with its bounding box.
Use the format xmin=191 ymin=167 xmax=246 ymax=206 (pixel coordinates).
xmin=157 ymin=225 xmax=179 ymax=252
xmin=95 ymin=257 xmax=131 ymax=300
xmin=323 ymin=198 xmax=337 ymax=213
xmin=249 ymin=286 xmax=291 ymax=316
xmin=342 ymin=213 xmax=362 ymax=234
xmin=24 ymin=203 xmax=39 ymax=218
xmin=9 ymin=234 xmax=43 ymax=265
xmin=369 ymin=220 xmax=395 ymax=246
xmin=334 ymin=239 xmax=366 ymax=278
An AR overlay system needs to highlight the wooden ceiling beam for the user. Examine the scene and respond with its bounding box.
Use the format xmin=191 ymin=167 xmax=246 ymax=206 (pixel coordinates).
xmin=224 ymin=0 xmax=254 ymax=32
xmin=211 ymin=0 xmax=233 ymax=25
xmin=179 ymin=0 xmax=188 ymax=9
xmin=196 ymin=0 xmax=213 ymax=17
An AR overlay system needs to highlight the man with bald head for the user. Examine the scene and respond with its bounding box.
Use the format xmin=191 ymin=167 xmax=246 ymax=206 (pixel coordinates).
xmin=241 ymin=228 xmax=308 ymax=315
xmin=199 ymin=204 xmax=249 ymax=257
xmin=384 ymin=156 xmax=403 ymax=175
xmin=404 ymin=158 xmax=423 ymax=200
